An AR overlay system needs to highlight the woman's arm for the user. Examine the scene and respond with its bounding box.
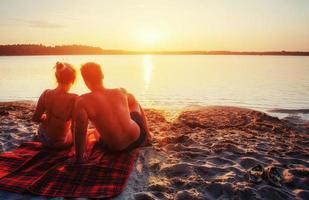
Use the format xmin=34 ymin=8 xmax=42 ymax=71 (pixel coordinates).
xmin=32 ymin=90 xmax=48 ymax=122
xmin=69 ymin=95 xmax=79 ymax=134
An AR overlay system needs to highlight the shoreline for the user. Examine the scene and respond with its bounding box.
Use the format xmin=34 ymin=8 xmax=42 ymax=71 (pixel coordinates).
xmin=1 ymin=100 xmax=308 ymax=123
xmin=1 ymin=54 xmax=309 ymax=57
xmin=0 ymin=101 xmax=308 ymax=199
xmin=2 ymin=54 xmax=309 ymax=57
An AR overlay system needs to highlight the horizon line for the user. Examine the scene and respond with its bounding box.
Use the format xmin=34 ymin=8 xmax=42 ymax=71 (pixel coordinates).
xmin=1 ymin=44 xmax=309 ymax=56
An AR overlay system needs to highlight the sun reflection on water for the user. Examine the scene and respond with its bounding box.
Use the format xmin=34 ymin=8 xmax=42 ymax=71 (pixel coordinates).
xmin=142 ymin=55 xmax=154 ymax=90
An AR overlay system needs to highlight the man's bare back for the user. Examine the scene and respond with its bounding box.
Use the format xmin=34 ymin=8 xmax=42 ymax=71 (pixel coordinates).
xmin=76 ymin=88 xmax=141 ymax=150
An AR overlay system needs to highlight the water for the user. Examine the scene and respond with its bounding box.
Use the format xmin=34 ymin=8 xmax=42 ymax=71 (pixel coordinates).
xmin=0 ymin=55 xmax=309 ymax=118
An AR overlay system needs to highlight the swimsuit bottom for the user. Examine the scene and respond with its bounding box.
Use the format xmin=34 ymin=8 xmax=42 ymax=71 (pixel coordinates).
xmin=37 ymin=126 xmax=51 ymax=145
xmin=37 ymin=126 xmax=71 ymax=149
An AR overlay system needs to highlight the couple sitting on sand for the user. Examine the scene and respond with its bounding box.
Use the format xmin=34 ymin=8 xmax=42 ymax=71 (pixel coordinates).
xmin=32 ymin=62 xmax=151 ymax=163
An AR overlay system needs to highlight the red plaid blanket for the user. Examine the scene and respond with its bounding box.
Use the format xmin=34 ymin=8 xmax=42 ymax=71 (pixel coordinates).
xmin=0 ymin=141 xmax=139 ymax=198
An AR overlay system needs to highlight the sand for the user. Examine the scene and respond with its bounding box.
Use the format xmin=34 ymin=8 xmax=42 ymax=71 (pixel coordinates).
xmin=0 ymin=102 xmax=308 ymax=200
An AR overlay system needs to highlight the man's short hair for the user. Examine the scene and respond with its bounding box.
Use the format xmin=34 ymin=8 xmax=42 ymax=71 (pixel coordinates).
xmin=81 ymin=62 xmax=104 ymax=85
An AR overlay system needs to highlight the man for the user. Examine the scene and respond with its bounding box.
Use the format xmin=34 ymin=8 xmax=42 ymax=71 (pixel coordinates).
xmin=74 ymin=62 xmax=151 ymax=163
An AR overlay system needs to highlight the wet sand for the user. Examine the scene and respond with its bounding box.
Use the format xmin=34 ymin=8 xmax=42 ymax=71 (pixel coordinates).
xmin=0 ymin=102 xmax=308 ymax=200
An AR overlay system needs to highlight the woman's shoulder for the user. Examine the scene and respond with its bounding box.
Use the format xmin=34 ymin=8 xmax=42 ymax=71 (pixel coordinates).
xmin=38 ymin=89 xmax=52 ymax=101
xmin=42 ymin=89 xmax=52 ymax=95
xmin=47 ymin=90 xmax=77 ymax=103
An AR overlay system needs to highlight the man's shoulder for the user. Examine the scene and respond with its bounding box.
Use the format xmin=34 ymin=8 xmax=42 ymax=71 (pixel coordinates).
xmin=112 ymin=88 xmax=130 ymax=101
xmin=115 ymin=88 xmax=135 ymax=100
xmin=110 ymin=88 xmax=126 ymax=95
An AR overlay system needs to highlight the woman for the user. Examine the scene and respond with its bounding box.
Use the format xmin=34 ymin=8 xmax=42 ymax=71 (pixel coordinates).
xmin=32 ymin=62 xmax=78 ymax=149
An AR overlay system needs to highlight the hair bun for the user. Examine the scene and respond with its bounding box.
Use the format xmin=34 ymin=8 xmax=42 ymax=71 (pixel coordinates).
xmin=55 ymin=62 xmax=65 ymax=71
xmin=54 ymin=62 xmax=76 ymax=85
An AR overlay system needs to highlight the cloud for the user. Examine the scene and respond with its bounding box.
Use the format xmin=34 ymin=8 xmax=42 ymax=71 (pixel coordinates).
xmin=27 ymin=20 xmax=64 ymax=28
xmin=10 ymin=18 xmax=64 ymax=29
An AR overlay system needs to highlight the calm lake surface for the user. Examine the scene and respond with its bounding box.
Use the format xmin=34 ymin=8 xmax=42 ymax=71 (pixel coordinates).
xmin=0 ymin=55 xmax=309 ymax=117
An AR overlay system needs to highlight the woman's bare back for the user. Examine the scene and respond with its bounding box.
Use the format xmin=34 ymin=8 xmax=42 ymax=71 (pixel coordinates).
xmin=33 ymin=88 xmax=77 ymax=145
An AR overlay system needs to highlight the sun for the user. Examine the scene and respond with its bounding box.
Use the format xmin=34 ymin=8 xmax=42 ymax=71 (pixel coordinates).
xmin=139 ymin=29 xmax=160 ymax=44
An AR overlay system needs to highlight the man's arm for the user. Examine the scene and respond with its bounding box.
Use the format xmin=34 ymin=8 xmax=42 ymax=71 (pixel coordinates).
xmin=74 ymin=99 xmax=89 ymax=163
xmin=139 ymin=104 xmax=152 ymax=142
xmin=121 ymin=88 xmax=152 ymax=142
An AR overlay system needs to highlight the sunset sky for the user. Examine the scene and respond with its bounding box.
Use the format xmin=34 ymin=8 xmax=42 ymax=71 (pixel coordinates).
xmin=1 ymin=0 xmax=309 ymax=51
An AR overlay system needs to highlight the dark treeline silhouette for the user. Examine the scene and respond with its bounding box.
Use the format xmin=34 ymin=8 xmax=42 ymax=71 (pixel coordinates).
xmin=0 ymin=44 xmax=126 ymax=55
xmin=131 ymin=50 xmax=309 ymax=56
xmin=155 ymin=50 xmax=309 ymax=56
xmin=1 ymin=44 xmax=309 ymax=56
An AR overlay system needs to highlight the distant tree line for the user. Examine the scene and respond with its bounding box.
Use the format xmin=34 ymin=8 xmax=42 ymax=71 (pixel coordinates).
xmin=0 ymin=44 xmax=126 ymax=55
xmin=160 ymin=50 xmax=309 ymax=56
xmin=0 ymin=44 xmax=308 ymax=56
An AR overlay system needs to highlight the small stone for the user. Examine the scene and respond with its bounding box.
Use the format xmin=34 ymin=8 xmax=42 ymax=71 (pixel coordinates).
xmin=148 ymin=183 xmax=170 ymax=192
xmin=175 ymin=190 xmax=203 ymax=200
xmin=134 ymin=192 xmax=157 ymax=200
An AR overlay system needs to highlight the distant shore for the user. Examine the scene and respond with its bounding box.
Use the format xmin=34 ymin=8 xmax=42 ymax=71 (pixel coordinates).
xmin=1 ymin=44 xmax=309 ymax=56
xmin=0 ymin=101 xmax=308 ymax=199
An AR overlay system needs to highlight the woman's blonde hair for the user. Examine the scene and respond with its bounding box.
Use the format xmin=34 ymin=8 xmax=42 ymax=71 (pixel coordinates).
xmin=54 ymin=62 xmax=76 ymax=84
